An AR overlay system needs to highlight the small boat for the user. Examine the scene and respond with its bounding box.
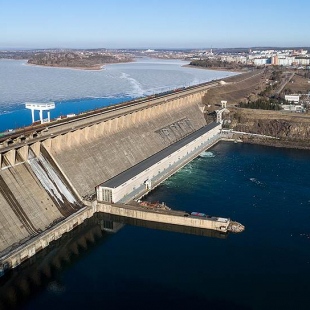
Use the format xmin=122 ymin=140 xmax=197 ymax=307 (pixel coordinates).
xmin=228 ymin=221 xmax=245 ymax=233
xmin=139 ymin=201 xmax=171 ymax=211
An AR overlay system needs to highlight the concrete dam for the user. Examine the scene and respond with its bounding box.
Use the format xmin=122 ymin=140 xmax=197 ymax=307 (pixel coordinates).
xmin=0 ymin=82 xmax=242 ymax=271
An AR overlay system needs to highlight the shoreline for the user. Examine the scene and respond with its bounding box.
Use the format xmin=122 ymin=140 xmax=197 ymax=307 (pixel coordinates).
xmin=240 ymin=137 xmax=310 ymax=150
xmin=182 ymin=64 xmax=248 ymax=73
xmin=26 ymin=62 xmax=105 ymax=71
xmin=25 ymin=59 xmax=134 ymax=71
xmin=27 ymin=60 xmax=240 ymax=72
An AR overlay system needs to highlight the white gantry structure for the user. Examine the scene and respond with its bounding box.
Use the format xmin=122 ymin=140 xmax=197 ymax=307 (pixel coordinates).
xmin=215 ymin=101 xmax=229 ymax=123
xmin=25 ymin=102 xmax=55 ymax=124
xmin=221 ymin=100 xmax=227 ymax=108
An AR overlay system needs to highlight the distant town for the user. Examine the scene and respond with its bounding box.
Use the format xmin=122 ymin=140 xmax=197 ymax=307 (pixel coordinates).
xmin=193 ymin=48 xmax=310 ymax=67
xmin=1 ymin=47 xmax=310 ymax=69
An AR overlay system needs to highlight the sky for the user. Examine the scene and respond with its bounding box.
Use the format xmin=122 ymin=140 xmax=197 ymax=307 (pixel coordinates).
xmin=0 ymin=0 xmax=309 ymax=49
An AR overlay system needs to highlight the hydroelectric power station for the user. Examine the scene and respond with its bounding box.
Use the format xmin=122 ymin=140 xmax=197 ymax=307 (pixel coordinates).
xmin=0 ymin=81 xmax=244 ymax=274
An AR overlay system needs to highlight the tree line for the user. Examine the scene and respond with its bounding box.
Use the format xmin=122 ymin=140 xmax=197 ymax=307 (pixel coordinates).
xmin=239 ymin=99 xmax=282 ymax=110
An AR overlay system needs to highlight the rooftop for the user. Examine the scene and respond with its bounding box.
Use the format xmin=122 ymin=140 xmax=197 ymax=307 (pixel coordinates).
xmin=100 ymin=122 xmax=218 ymax=189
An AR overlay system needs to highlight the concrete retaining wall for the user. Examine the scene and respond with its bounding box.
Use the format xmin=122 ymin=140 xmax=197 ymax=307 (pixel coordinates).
xmin=0 ymin=207 xmax=94 ymax=269
xmin=96 ymin=203 xmax=229 ymax=232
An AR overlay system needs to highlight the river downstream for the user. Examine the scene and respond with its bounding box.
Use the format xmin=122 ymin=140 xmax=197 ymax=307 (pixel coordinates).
xmin=1 ymin=142 xmax=309 ymax=310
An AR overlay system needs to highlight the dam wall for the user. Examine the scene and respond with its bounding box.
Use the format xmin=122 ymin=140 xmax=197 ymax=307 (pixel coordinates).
xmin=0 ymin=207 xmax=94 ymax=270
xmin=2 ymin=186 xmax=229 ymax=271
xmin=0 ymin=85 xmax=209 ymax=264
xmin=45 ymin=95 xmax=207 ymax=198
xmin=0 ymin=144 xmax=82 ymax=255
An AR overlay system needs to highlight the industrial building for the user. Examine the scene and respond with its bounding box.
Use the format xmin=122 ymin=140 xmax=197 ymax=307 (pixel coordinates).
xmin=285 ymin=95 xmax=300 ymax=104
xmin=97 ymin=122 xmax=221 ymax=203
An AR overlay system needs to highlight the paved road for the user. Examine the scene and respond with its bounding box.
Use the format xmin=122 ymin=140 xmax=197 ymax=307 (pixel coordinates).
xmin=275 ymin=72 xmax=295 ymax=95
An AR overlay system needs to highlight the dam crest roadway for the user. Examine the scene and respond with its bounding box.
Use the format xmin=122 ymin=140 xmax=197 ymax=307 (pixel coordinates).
xmin=0 ymin=78 xmax=246 ymax=274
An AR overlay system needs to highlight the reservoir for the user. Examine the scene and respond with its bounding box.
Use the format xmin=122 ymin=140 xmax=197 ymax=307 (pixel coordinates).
xmin=1 ymin=142 xmax=309 ymax=310
xmin=0 ymin=58 xmax=235 ymax=132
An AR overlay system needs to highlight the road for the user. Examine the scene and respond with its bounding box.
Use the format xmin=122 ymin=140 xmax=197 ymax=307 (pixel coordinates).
xmin=275 ymin=72 xmax=295 ymax=95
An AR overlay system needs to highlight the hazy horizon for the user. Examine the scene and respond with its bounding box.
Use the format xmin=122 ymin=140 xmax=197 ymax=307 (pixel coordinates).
xmin=1 ymin=46 xmax=310 ymax=51
xmin=1 ymin=0 xmax=309 ymax=49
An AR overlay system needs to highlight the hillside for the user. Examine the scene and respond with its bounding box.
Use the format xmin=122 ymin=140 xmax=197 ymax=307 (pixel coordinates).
xmin=203 ymin=69 xmax=310 ymax=149
xmin=227 ymin=108 xmax=310 ymax=149
xmin=27 ymin=51 xmax=133 ymax=70
xmin=202 ymin=69 xmax=267 ymax=108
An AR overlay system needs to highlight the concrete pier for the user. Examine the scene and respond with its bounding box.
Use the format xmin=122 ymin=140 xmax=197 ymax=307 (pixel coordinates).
xmin=96 ymin=203 xmax=232 ymax=233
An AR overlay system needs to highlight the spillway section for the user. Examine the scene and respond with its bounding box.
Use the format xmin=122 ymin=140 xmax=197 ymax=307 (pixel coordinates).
xmin=28 ymin=151 xmax=77 ymax=206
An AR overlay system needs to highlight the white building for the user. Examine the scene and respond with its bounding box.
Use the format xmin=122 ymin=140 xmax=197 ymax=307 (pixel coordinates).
xmin=253 ymin=58 xmax=269 ymax=66
xmin=295 ymin=57 xmax=310 ymax=66
xmin=285 ymin=95 xmax=300 ymax=104
xmin=278 ymin=57 xmax=295 ymax=66
xmin=235 ymin=56 xmax=248 ymax=64
xmin=97 ymin=123 xmax=221 ymax=204
xmin=282 ymin=104 xmax=303 ymax=112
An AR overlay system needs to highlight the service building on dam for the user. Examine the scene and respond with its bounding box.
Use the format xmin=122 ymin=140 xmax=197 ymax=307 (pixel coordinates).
xmin=97 ymin=122 xmax=220 ymax=204
xmin=0 ymin=82 xmax=244 ymax=274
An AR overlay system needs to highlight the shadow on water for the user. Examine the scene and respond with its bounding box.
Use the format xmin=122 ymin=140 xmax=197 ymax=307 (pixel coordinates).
xmin=0 ymin=213 xmax=232 ymax=310
xmin=0 ymin=215 xmax=113 ymax=309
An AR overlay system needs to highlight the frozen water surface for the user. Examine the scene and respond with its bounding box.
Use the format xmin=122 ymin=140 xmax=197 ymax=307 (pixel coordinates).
xmin=0 ymin=58 xmax=236 ymax=113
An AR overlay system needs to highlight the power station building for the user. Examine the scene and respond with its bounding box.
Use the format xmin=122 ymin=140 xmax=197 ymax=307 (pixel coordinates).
xmin=96 ymin=122 xmax=221 ymax=203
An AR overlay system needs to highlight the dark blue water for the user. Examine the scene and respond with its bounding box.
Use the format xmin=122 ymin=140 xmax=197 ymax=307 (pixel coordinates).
xmin=4 ymin=142 xmax=309 ymax=310
xmin=0 ymin=96 xmax=132 ymax=132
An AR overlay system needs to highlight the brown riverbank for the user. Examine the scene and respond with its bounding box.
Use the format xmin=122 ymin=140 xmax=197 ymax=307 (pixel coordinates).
xmin=26 ymin=59 xmax=135 ymax=71
xmin=226 ymin=107 xmax=310 ymax=150
xmin=183 ymin=64 xmax=245 ymax=73
xmin=233 ymin=135 xmax=310 ymax=150
xmin=26 ymin=62 xmax=105 ymax=70
xmin=27 ymin=51 xmax=134 ymax=71
xmin=200 ymin=65 xmax=310 ymax=150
